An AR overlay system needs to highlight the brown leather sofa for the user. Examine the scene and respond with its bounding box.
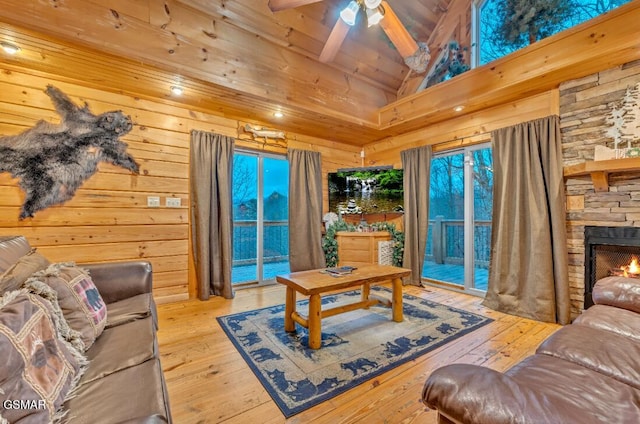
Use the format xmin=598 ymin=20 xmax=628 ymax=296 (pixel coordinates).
xmin=0 ymin=236 xmax=172 ymax=423
xmin=422 ymin=276 xmax=640 ymax=424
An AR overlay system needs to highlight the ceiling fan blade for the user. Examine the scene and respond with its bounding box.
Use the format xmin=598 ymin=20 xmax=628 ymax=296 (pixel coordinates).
xmin=268 ymin=0 xmax=323 ymax=12
xmin=319 ymin=18 xmax=351 ymax=63
xmin=379 ymin=1 xmax=419 ymax=58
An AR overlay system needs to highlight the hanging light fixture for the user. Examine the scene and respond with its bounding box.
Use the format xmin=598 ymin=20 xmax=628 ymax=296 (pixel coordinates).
xmin=364 ymin=0 xmax=382 ymax=8
xmin=339 ymin=1 xmax=359 ymax=26
xmin=366 ymin=6 xmax=385 ymax=27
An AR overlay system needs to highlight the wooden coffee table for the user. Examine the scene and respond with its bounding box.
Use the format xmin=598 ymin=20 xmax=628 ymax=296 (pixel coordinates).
xmin=276 ymin=264 xmax=411 ymax=349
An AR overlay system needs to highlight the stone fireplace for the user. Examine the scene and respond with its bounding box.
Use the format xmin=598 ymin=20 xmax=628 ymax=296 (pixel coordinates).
xmin=561 ymin=59 xmax=640 ymax=318
xmin=583 ymin=226 xmax=640 ymax=308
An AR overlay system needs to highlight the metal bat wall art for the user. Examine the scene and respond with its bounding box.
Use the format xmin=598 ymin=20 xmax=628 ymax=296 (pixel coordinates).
xmin=0 ymin=85 xmax=139 ymax=219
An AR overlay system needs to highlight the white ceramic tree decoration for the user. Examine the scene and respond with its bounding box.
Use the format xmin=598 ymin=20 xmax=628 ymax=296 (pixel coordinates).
xmin=605 ymin=82 xmax=640 ymax=152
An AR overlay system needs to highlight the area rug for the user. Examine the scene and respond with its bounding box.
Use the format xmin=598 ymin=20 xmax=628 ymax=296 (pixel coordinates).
xmin=217 ymin=286 xmax=492 ymax=417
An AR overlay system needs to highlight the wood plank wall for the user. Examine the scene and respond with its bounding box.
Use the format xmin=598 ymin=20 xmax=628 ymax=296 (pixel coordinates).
xmin=0 ymin=67 xmax=360 ymax=304
xmin=364 ymin=90 xmax=561 ymax=166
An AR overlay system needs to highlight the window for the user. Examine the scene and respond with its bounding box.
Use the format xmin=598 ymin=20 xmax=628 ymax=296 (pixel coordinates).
xmin=472 ymin=0 xmax=632 ymax=67
xmin=232 ymin=151 xmax=289 ymax=286
xmin=423 ymin=145 xmax=493 ymax=294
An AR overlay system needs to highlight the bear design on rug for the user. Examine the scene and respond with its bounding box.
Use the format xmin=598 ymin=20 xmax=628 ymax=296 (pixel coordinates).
xmin=0 ymin=85 xmax=139 ymax=219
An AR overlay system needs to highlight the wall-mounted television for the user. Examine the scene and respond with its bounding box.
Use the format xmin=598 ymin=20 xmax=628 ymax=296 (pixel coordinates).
xmin=328 ymin=167 xmax=404 ymax=216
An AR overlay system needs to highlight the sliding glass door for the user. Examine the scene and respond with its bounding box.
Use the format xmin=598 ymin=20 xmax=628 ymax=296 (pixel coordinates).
xmin=232 ymin=151 xmax=289 ymax=285
xmin=423 ymin=144 xmax=492 ymax=294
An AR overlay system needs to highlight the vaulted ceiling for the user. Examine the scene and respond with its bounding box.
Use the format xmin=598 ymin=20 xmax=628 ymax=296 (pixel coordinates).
xmin=0 ymin=0 xmax=457 ymax=145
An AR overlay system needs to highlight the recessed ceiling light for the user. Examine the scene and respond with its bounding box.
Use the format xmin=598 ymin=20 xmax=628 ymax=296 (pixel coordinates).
xmin=273 ymin=111 xmax=284 ymax=118
xmin=1 ymin=42 xmax=21 ymax=55
xmin=453 ymin=105 xmax=465 ymax=112
xmin=170 ymin=86 xmax=183 ymax=95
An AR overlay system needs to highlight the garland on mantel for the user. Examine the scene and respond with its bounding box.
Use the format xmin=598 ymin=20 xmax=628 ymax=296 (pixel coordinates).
xmin=322 ymin=221 xmax=404 ymax=267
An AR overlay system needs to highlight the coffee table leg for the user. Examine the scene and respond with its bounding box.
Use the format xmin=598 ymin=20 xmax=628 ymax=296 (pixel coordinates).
xmin=285 ymin=286 xmax=296 ymax=332
xmin=362 ymin=283 xmax=370 ymax=308
xmin=391 ymin=278 xmax=403 ymax=322
xmin=308 ymin=294 xmax=322 ymax=349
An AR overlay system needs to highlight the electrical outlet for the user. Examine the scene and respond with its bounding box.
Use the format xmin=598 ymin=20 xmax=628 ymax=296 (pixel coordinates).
xmin=166 ymin=197 xmax=182 ymax=208
xmin=147 ymin=196 xmax=160 ymax=207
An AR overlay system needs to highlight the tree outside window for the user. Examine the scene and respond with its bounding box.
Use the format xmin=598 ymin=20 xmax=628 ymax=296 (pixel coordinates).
xmin=474 ymin=0 xmax=632 ymax=66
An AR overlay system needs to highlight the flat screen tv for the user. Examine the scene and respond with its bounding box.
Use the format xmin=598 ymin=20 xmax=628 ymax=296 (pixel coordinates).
xmin=328 ymin=167 xmax=403 ymax=216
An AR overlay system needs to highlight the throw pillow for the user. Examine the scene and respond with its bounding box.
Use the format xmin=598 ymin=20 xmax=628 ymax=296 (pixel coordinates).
xmin=0 ymin=249 xmax=50 ymax=295
xmin=27 ymin=263 xmax=107 ymax=350
xmin=0 ymin=290 xmax=86 ymax=423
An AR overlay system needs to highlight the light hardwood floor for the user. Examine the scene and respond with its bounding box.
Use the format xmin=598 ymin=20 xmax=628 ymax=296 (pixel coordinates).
xmin=156 ymin=284 xmax=562 ymax=423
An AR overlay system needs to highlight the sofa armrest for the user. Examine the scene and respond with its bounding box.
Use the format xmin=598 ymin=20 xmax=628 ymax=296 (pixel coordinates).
xmin=593 ymin=276 xmax=640 ymax=314
xmin=81 ymin=261 xmax=152 ymax=304
xmin=422 ymin=364 xmax=579 ymax=424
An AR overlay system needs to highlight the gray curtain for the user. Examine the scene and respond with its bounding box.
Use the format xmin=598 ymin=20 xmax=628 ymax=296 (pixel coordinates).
xmin=288 ymin=148 xmax=325 ymax=272
xmin=401 ymin=145 xmax=432 ymax=285
xmin=190 ymin=130 xmax=234 ymax=300
xmin=483 ymin=116 xmax=570 ymax=324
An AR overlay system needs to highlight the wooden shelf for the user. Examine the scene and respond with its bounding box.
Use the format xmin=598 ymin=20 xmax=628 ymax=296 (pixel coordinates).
xmin=564 ymin=157 xmax=640 ymax=192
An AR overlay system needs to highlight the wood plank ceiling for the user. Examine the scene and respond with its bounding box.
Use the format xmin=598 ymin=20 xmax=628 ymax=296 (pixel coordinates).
xmin=0 ymin=0 xmax=453 ymax=145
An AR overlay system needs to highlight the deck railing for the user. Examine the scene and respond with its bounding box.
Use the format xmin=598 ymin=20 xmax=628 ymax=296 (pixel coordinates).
xmin=232 ymin=217 xmax=491 ymax=270
xmin=233 ymin=220 xmax=289 ymax=265
xmin=425 ymin=216 xmax=491 ymax=268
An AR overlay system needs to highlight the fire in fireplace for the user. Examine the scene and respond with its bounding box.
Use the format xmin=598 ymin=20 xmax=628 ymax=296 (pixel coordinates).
xmin=608 ymin=257 xmax=640 ymax=278
xmin=584 ymin=226 xmax=640 ymax=308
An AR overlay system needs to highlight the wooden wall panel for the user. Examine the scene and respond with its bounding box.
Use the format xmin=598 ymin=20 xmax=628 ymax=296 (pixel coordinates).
xmin=364 ymin=90 xmax=560 ymax=167
xmin=0 ymin=65 xmax=358 ymax=304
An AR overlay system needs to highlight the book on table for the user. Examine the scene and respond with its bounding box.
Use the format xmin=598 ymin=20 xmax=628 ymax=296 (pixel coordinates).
xmin=324 ymin=266 xmax=357 ymax=276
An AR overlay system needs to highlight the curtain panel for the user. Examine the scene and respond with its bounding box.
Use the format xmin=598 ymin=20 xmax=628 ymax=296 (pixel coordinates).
xmin=401 ymin=145 xmax=432 ymax=285
xmin=288 ymin=148 xmax=326 ymax=272
xmin=190 ymin=130 xmax=234 ymax=300
xmin=483 ymin=115 xmax=570 ymax=324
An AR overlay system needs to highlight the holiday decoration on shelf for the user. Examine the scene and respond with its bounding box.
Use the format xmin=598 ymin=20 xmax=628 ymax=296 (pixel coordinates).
xmin=603 ymin=82 xmax=640 ymax=154
xmin=423 ymin=40 xmax=470 ymax=89
xmin=0 ymin=85 xmax=139 ymax=219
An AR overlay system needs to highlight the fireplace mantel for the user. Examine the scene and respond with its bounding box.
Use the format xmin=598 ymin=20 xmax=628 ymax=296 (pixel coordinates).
xmin=564 ymin=157 xmax=640 ymax=192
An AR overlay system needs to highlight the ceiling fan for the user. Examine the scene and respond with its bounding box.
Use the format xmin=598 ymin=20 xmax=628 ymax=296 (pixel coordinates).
xmin=268 ymin=0 xmax=430 ymax=73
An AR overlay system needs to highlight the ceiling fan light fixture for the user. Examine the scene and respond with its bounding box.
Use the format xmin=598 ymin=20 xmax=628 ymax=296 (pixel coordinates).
xmin=366 ymin=6 xmax=384 ymax=27
xmin=364 ymin=0 xmax=382 ymax=8
xmin=339 ymin=1 xmax=359 ymax=26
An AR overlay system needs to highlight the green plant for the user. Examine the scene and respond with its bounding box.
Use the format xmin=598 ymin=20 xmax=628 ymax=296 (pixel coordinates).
xmin=322 ymin=220 xmax=356 ymax=267
xmin=321 ymin=221 xmax=405 ymax=267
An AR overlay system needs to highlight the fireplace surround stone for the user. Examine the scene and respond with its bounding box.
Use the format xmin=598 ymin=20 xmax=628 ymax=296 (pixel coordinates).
xmin=561 ymin=60 xmax=640 ymax=317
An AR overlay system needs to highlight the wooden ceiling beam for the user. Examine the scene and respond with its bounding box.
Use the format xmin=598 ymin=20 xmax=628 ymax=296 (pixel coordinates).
xmin=267 ymin=0 xmax=323 ymax=12
xmin=379 ymin=1 xmax=419 ymax=58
